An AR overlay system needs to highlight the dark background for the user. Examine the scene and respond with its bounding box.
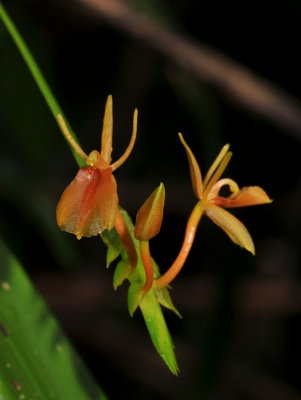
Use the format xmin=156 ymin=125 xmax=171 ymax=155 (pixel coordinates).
xmin=0 ymin=1 xmax=301 ymax=399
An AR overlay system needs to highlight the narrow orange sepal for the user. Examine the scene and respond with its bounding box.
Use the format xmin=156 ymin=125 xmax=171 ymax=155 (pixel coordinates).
xmin=178 ymin=133 xmax=203 ymax=198
xmin=205 ymin=203 xmax=255 ymax=254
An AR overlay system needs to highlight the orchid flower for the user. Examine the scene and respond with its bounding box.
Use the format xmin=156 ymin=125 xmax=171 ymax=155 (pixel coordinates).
xmin=154 ymin=134 xmax=272 ymax=289
xmin=56 ymin=95 xmax=138 ymax=269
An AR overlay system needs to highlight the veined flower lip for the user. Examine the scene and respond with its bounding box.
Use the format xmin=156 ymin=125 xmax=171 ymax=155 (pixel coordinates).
xmin=179 ymin=133 xmax=272 ymax=254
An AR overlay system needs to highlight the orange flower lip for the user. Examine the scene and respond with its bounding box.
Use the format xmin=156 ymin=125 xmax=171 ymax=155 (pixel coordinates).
xmin=77 ymin=166 xmax=112 ymax=231
xmin=210 ymin=186 xmax=272 ymax=208
xmin=56 ymin=164 xmax=118 ymax=240
xmin=179 ymin=133 xmax=272 ymax=254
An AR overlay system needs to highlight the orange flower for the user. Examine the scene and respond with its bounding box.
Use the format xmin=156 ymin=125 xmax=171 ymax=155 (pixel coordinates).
xmin=178 ymin=134 xmax=272 ymax=254
xmin=56 ymin=95 xmax=137 ymax=240
xmin=154 ymin=135 xmax=271 ymax=290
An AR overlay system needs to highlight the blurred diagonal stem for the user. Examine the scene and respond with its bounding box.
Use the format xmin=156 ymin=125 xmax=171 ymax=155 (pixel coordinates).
xmin=0 ymin=1 xmax=84 ymax=166
xmin=76 ymin=0 xmax=301 ymax=139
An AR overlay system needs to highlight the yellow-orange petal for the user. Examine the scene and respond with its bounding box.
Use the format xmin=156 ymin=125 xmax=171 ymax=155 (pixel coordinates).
xmin=134 ymin=183 xmax=165 ymax=241
xmin=178 ymin=133 xmax=203 ymax=198
xmin=111 ymin=108 xmax=138 ymax=172
xmin=101 ymin=95 xmax=113 ymax=165
xmin=204 ymin=203 xmax=255 ymax=254
xmin=212 ymin=186 xmax=272 ymax=208
xmin=56 ymin=166 xmax=118 ymax=239
xmin=203 ymin=144 xmax=230 ymax=187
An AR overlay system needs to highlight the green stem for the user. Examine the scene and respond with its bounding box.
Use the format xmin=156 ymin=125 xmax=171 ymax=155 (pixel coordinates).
xmin=0 ymin=1 xmax=84 ymax=167
xmin=140 ymin=240 xmax=154 ymax=295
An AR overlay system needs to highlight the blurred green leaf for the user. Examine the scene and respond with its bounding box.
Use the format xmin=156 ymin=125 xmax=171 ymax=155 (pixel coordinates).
xmin=0 ymin=236 xmax=107 ymax=399
xmin=0 ymin=1 xmax=85 ymax=168
xmin=0 ymin=23 xmax=55 ymax=170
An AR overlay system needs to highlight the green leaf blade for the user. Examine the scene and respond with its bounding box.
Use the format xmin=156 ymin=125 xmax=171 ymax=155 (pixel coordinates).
xmin=0 ymin=237 xmax=108 ymax=400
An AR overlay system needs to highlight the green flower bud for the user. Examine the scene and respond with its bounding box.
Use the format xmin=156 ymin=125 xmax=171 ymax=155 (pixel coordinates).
xmin=134 ymin=183 xmax=165 ymax=241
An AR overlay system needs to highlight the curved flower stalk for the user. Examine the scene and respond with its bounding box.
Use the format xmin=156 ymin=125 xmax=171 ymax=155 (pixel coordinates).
xmin=154 ymin=134 xmax=272 ymax=289
xmin=56 ymin=95 xmax=138 ymax=270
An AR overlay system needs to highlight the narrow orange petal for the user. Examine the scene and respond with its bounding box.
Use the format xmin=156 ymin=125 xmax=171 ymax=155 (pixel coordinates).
xmin=203 ymin=144 xmax=230 ymax=187
xmin=212 ymin=186 xmax=272 ymax=208
xmin=111 ymin=109 xmax=138 ymax=172
xmin=56 ymin=166 xmax=118 ymax=239
xmin=202 ymin=151 xmax=232 ymax=198
xmin=205 ymin=203 xmax=255 ymax=254
xmin=178 ymin=133 xmax=203 ymax=198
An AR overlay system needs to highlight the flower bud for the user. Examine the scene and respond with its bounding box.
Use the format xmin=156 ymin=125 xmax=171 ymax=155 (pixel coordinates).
xmin=134 ymin=183 xmax=165 ymax=241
